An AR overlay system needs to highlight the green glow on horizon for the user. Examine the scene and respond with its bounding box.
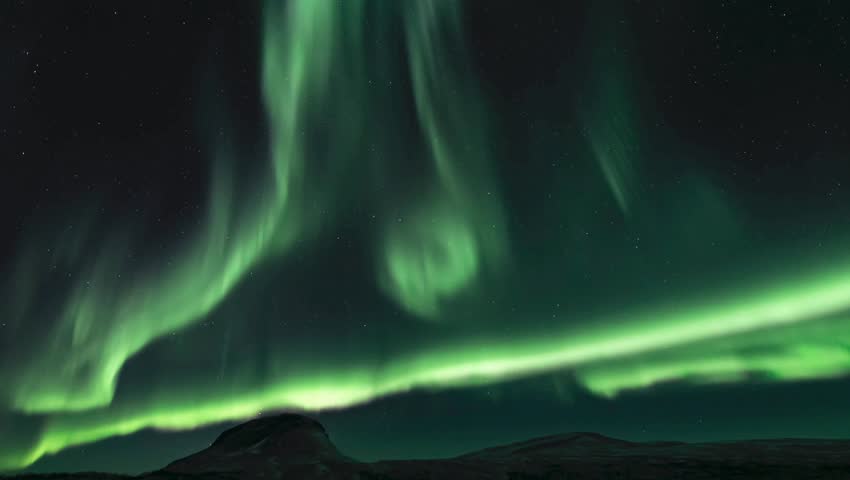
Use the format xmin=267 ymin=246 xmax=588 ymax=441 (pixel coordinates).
xmin=5 ymin=251 xmax=850 ymax=470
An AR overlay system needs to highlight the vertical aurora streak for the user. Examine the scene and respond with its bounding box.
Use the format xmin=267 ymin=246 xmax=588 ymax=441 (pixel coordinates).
xmin=378 ymin=0 xmax=507 ymax=319
xmin=579 ymin=5 xmax=643 ymax=216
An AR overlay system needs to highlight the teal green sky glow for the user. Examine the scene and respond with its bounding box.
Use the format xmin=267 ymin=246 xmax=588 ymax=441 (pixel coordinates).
xmin=2 ymin=0 xmax=850 ymax=472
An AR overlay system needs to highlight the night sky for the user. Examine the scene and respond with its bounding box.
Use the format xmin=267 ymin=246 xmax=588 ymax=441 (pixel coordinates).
xmin=3 ymin=0 xmax=850 ymax=474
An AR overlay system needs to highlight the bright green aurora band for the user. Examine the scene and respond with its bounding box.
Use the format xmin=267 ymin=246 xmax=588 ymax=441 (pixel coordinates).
xmin=2 ymin=0 xmax=850 ymax=471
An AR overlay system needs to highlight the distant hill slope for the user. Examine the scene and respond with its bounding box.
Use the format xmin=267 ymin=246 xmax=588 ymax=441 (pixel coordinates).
xmin=6 ymin=413 xmax=850 ymax=479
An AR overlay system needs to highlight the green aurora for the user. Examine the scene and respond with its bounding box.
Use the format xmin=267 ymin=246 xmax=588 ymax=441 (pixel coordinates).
xmin=3 ymin=0 xmax=850 ymax=471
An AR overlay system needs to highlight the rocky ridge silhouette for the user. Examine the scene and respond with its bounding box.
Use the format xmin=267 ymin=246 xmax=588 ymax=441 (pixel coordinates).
xmin=6 ymin=413 xmax=850 ymax=479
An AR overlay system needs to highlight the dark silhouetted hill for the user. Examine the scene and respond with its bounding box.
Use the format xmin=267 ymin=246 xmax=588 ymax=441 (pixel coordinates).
xmin=6 ymin=413 xmax=850 ymax=479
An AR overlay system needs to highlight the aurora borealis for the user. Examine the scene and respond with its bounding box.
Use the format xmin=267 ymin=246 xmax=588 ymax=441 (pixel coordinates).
xmin=3 ymin=0 xmax=850 ymax=473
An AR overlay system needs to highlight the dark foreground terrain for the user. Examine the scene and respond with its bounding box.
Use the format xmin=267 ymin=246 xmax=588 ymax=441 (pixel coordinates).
xmin=6 ymin=413 xmax=850 ymax=479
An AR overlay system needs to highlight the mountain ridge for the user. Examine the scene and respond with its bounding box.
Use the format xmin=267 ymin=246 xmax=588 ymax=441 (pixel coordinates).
xmin=7 ymin=413 xmax=850 ymax=479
